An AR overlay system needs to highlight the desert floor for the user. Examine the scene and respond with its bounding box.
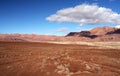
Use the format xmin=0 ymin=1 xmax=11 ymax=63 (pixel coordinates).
xmin=0 ymin=42 xmax=120 ymax=76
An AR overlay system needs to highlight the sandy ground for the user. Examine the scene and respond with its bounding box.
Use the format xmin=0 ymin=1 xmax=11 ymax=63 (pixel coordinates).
xmin=47 ymin=42 xmax=120 ymax=49
xmin=0 ymin=42 xmax=120 ymax=76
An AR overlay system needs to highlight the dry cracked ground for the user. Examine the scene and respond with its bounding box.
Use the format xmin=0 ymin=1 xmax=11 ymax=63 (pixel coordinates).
xmin=0 ymin=42 xmax=120 ymax=76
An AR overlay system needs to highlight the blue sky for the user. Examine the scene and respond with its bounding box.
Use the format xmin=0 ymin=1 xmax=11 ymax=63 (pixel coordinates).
xmin=0 ymin=0 xmax=120 ymax=36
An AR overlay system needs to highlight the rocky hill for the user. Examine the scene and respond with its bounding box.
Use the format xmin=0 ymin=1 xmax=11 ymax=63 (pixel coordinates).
xmin=66 ymin=26 xmax=120 ymax=41
xmin=90 ymin=26 xmax=115 ymax=36
xmin=67 ymin=26 xmax=116 ymax=37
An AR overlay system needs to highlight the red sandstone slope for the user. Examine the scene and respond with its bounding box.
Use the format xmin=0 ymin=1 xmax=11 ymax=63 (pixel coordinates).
xmin=90 ymin=26 xmax=115 ymax=36
xmin=66 ymin=26 xmax=116 ymax=37
xmin=0 ymin=34 xmax=63 ymax=42
xmin=66 ymin=26 xmax=120 ymax=41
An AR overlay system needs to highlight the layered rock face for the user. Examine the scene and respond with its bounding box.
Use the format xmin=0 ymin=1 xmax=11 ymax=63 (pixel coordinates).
xmin=66 ymin=26 xmax=120 ymax=41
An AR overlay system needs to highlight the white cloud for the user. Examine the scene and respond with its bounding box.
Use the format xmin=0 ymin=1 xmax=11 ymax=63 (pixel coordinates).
xmin=46 ymin=4 xmax=120 ymax=25
xmin=55 ymin=28 xmax=69 ymax=33
xmin=52 ymin=28 xmax=69 ymax=36
xmin=115 ymin=25 xmax=120 ymax=28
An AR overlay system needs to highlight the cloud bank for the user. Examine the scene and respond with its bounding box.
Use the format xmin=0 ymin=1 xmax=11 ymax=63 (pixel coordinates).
xmin=46 ymin=4 xmax=120 ymax=25
xmin=115 ymin=25 xmax=120 ymax=28
xmin=55 ymin=28 xmax=68 ymax=33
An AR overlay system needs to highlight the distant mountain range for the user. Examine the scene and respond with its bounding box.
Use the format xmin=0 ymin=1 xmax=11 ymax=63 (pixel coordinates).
xmin=66 ymin=26 xmax=120 ymax=41
xmin=0 ymin=26 xmax=120 ymax=42
xmin=67 ymin=26 xmax=120 ymax=37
